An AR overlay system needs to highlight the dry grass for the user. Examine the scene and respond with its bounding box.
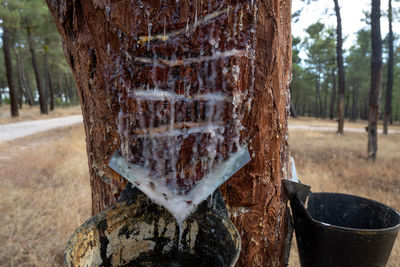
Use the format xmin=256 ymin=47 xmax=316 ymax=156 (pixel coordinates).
xmin=0 ymin=117 xmax=399 ymax=266
xmin=290 ymin=116 xmax=400 ymax=129
xmin=0 ymin=104 xmax=82 ymax=125
xmin=0 ymin=124 xmax=90 ymax=267
xmin=288 ymin=119 xmax=400 ymax=267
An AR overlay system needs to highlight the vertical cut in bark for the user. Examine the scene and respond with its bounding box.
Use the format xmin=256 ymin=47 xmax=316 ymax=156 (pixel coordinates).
xmin=368 ymin=0 xmax=382 ymax=159
xmin=2 ymin=27 xmax=19 ymax=117
xmin=46 ymin=0 xmax=292 ymax=265
xmin=334 ymin=0 xmax=345 ymax=134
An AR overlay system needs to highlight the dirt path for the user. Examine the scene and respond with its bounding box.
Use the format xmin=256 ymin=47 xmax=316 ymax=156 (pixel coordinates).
xmin=289 ymin=124 xmax=400 ymax=134
xmin=0 ymin=115 xmax=83 ymax=143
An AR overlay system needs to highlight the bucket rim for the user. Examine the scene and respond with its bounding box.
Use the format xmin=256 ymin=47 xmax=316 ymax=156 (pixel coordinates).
xmin=298 ymin=192 xmax=400 ymax=233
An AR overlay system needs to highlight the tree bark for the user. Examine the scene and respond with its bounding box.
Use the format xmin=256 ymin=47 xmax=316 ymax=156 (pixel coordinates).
xmin=26 ymin=24 xmax=48 ymax=114
xmin=329 ymin=69 xmax=336 ymax=120
xmin=368 ymin=0 xmax=382 ymax=159
xmin=2 ymin=27 xmax=19 ymax=117
xmin=47 ymin=1 xmax=292 ymax=266
xmin=44 ymin=48 xmax=55 ymax=111
xmin=383 ymin=0 xmax=393 ymax=134
xmin=334 ymin=0 xmax=345 ymax=134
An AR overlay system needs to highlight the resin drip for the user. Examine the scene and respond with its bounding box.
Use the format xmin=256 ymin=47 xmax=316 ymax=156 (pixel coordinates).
xmin=106 ymin=1 xmax=258 ymax=224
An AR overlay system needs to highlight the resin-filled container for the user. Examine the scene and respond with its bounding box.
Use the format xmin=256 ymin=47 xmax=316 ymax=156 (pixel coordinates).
xmin=65 ymin=187 xmax=241 ymax=267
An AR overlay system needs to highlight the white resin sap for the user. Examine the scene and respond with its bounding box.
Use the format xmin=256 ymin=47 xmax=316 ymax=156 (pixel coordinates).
xmin=109 ymin=1 xmax=259 ymax=227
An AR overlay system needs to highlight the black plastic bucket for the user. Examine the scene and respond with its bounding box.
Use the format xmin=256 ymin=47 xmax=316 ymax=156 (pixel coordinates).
xmin=291 ymin=193 xmax=400 ymax=267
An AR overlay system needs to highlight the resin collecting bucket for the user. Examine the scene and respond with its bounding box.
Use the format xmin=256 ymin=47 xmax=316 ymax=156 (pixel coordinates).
xmin=291 ymin=193 xmax=400 ymax=267
xmin=65 ymin=186 xmax=241 ymax=267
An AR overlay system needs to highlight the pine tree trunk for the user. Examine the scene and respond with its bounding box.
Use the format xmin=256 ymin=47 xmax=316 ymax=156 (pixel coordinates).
xmin=2 ymin=27 xmax=19 ymax=117
xmin=26 ymin=25 xmax=48 ymax=114
xmin=368 ymin=0 xmax=382 ymax=159
xmin=44 ymin=49 xmax=55 ymax=111
xmin=330 ymin=69 xmax=337 ymax=120
xmin=19 ymin=56 xmax=35 ymax=106
xmin=383 ymin=0 xmax=393 ymax=134
xmin=16 ymin=51 xmax=34 ymax=106
xmin=323 ymin=82 xmax=328 ymax=118
xmin=47 ymin=1 xmax=292 ymax=265
xmin=351 ymin=86 xmax=359 ymax=121
xmin=334 ymin=0 xmax=345 ymax=134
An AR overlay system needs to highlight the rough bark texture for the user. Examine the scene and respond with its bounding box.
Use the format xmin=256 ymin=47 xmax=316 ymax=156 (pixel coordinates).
xmin=26 ymin=25 xmax=48 ymax=114
xmin=334 ymin=0 xmax=345 ymax=134
xmin=368 ymin=0 xmax=382 ymax=159
xmin=2 ymin=27 xmax=19 ymax=117
xmin=383 ymin=0 xmax=393 ymax=134
xmin=46 ymin=0 xmax=291 ymax=266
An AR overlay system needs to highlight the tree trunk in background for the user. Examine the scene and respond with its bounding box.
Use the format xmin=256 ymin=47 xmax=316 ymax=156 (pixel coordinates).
xmin=368 ymin=0 xmax=382 ymax=159
xmin=47 ymin=1 xmax=292 ymax=265
xmin=20 ymin=57 xmax=35 ymax=105
xmin=18 ymin=80 xmax=23 ymax=108
xmin=2 ymin=27 xmax=19 ymax=117
xmin=330 ymin=69 xmax=337 ymax=120
xmin=323 ymin=83 xmax=328 ymax=118
xmin=334 ymin=0 xmax=345 ymax=134
xmin=26 ymin=25 xmax=48 ymax=114
xmin=383 ymin=0 xmax=393 ymax=134
xmin=44 ymin=48 xmax=55 ymax=111
xmin=290 ymin=99 xmax=297 ymax=118
xmin=0 ymin=79 xmax=4 ymax=105
xmin=345 ymin=93 xmax=350 ymax=118
xmin=65 ymin=73 xmax=74 ymax=104
xmin=351 ymin=86 xmax=359 ymax=121
xmin=16 ymin=51 xmax=34 ymax=106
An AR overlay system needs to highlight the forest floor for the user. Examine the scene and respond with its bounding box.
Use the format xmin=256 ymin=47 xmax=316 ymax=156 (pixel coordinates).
xmin=0 ymin=104 xmax=82 ymax=125
xmin=0 ymin=117 xmax=399 ymax=266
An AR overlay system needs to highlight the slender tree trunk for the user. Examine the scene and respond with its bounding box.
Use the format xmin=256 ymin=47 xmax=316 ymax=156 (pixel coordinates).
xmin=26 ymin=25 xmax=48 ymax=114
xmin=20 ymin=57 xmax=35 ymax=105
xmin=330 ymin=69 xmax=337 ymax=120
xmin=315 ymin=78 xmax=322 ymax=118
xmin=315 ymin=66 xmax=323 ymax=118
xmin=351 ymin=86 xmax=359 ymax=121
xmin=334 ymin=0 xmax=345 ymax=134
xmin=44 ymin=49 xmax=55 ymax=111
xmin=290 ymin=98 xmax=297 ymax=118
xmin=16 ymin=52 xmax=24 ymax=108
xmin=368 ymin=0 xmax=383 ymax=159
xmin=2 ymin=27 xmax=19 ymax=117
xmin=16 ymin=51 xmax=34 ymax=106
xmin=0 ymin=79 xmax=4 ymax=105
xmin=383 ymin=0 xmax=393 ymax=134
xmin=323 ymin=82 xmax=328 ymax=118
xmin=65 ymin=73 xmax=74 ymax=104
xmin=47 ymin=0 xmax=292 ymax=265
xmin=345 ymin=93 xmax=350 ymax=118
